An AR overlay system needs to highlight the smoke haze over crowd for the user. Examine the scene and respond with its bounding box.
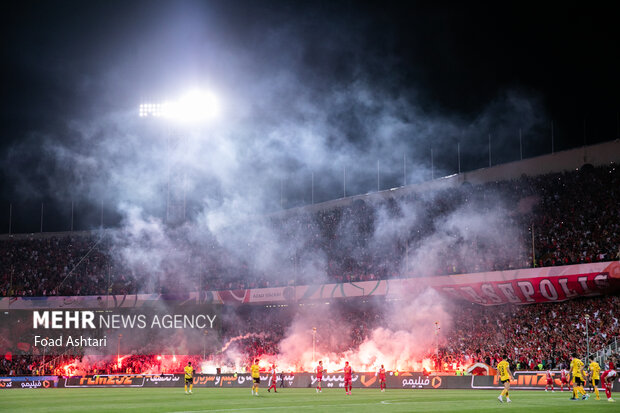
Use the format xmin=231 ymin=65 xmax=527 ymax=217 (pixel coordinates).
xmin=1 ymin=1 xmax=618 ymax=219
xmin=0 ymin=1 xmax=618 ymax=368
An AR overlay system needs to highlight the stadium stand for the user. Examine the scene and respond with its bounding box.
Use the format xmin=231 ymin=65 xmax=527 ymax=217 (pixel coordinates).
xmin=1 ymin=164 xmax=618 ymax=297
xmin=1 ymin=155 xmax=618 ymax=377
xmin=1 ymin=295 xmax=617 ymax=376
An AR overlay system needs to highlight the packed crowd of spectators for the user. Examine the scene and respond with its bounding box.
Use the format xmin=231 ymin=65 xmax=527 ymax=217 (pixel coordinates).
xmin=531 ymin=166 xmax=619 ymax=267
xmin=437 ymin=294 xmax=620 ymax=371
xmin=0 ymin=164 xmax=618 ymax=298
xmin=0 ymin=354 xmax=203 ymax=376
xmin=2 ymin=295 xmax=617 ymax=376
xmin=2 ymin=159 xmax=618 ymax=377
xmin=0 ymin=236 xmax=139 ymax=297
xmin=220 ymin=295 xmax=619 ymax=373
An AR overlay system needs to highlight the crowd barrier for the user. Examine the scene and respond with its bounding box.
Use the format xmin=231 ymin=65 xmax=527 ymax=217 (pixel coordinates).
xmin=3 ymin=371 xmax=614 ymax=390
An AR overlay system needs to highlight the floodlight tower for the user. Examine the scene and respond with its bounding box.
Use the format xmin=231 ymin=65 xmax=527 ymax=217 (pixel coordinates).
xmin=139 ymin=89 xmax=219 ymax=225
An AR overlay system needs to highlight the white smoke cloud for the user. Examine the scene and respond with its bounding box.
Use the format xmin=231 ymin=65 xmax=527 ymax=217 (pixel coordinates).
xmin=1 ymin=3 xmax=542 ymax=366
xmin=274 ymin=289 xmax=452 ymax=372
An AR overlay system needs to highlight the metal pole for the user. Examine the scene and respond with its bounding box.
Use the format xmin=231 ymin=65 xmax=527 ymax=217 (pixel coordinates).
xmin=488 ymin=134 xmax=492 ymax=167
xmin=405 ymin=242 xmax=409 ymax=272
xmin=117 ymin=334 xmax=122 ymax=365
xmin=203 ymin=330 xmax=208 ymax=360
xmin=311 ymin=172 xmax=314 ymax=205
xmin=166 ymin=136 xmax=171 ymax=224
xmin=531 ymin=223 xmax=536 ymax=267
xmin=312 ymin=327 xmax=317 ymax=363
xmin=377 ymin=160 xmax=380 ymax=192
xmin=585 ymin=315 xmax=590 ymax=363
xmin=294 ymin=252 xmax=299 ymax=286
xmin=183 ymin=135 xmax=188 ymax=222
xmin=294 ymin=252 xmax=298 ymax=287
xmin=435 ymin=322 xmax=440 ymax=357
xmin=183 ymin=171 xmax=187 ymax=221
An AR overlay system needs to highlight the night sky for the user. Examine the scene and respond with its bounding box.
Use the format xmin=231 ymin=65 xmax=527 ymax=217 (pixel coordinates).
xmin=0 ymin=0 xmax=618 ymax=233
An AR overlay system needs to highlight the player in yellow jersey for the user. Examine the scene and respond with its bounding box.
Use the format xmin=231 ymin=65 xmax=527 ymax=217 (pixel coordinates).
xmin=570 ymin=354 xmax=588 ymax=400
xmin=184 ymin=361 xmax=193 ymax=395
xmin=497 ymin=355 xmax=513 ymax=403
xmin=251 ymin=359 xmax=261 ymax=396
xmin=588 ymin=356 xmax=601 ymax=400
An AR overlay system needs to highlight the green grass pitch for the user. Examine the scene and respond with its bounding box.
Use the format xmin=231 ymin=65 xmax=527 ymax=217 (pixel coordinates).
xmin=0 ymin=388 xmax=616 ymax=412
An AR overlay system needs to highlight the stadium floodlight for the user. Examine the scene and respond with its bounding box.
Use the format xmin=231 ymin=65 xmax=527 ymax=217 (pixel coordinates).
xmin=139 ymin=89 xmax=219 ymax=123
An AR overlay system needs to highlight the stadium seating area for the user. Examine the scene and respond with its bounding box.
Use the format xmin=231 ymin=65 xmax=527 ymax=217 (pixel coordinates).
xmin=1 ymin=164 xmax=619 ymax=377
xmin=0 ymin=353 xmax=204 ymax=377
xmin=438 ymin=295 xmax=620 ymax=371
xmin=1 ymin=164 xmax=618 ymax=297
xmin=2 ymin=294 xmax=617 ymax=376
xmin=219 ymin=295 xmax=620 ymax=373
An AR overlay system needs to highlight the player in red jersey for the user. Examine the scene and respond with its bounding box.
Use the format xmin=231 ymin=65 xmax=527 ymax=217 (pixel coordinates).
xmin=378 ymin=364 xmax=387 ymax=392
xmin=267 ymin=364 xmax=278 ymax=393
xmin=560 ymin=368 xmax=569 ymax=391
xmin=545 ymin=369 xmax=554 ymax=392
xmin=343 ymin=361 xmax=353 ymax=395
xmin=601 ymin=356 xmax=617 ymax=402
xmin=316 ymin=361 xmax=324 ymax=393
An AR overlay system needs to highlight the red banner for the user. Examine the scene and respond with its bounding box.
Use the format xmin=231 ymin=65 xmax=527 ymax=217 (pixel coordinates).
xmin=2 ymin=262 xmax=618 ymax=309
xmin=427 ymin=261 xmax=620 ymax=305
